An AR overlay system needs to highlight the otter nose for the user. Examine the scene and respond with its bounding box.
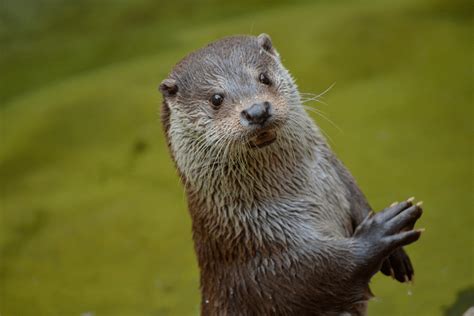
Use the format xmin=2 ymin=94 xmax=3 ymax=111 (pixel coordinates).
xmin=241 ymin=102 xmax=272 ymax=125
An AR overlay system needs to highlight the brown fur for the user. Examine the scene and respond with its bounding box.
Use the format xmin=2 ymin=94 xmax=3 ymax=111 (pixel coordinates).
xmin=159 ymin=34 xmax=421 ymax=315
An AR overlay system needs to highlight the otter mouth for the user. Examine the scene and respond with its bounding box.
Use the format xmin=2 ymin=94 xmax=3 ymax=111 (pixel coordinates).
xmin=249 ymin=130 xmax=277 ymax=148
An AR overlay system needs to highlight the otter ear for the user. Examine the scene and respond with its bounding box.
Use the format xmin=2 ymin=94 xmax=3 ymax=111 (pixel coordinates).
xmin=159 ymin=78 xmax=178 ymax=97
xmin=257 ymin=33 xmax=273 ymax=52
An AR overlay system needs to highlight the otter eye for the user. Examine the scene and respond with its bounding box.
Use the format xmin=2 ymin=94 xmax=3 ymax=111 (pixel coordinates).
xmin=210 ymin=94 xmax=224 ymax=107
xmin=259 ymin=73 xmax=271 ymax=86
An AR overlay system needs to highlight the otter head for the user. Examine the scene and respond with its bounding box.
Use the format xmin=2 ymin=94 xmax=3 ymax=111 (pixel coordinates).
xmin=160 ymin=34 xmax=313 ymax=188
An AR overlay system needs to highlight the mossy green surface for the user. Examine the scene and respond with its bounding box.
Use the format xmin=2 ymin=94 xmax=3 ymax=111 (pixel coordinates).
xmin=1 ymin=0 xmax=472 ymax=315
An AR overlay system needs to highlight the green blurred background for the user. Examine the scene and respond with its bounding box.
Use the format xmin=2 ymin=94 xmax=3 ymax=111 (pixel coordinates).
xmin=0 ymin=0 xmax=472 ymax=315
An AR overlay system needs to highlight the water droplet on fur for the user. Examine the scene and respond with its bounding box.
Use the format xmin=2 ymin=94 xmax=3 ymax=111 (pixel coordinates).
xmin=205 ymin=299 xmax=210 ymax=304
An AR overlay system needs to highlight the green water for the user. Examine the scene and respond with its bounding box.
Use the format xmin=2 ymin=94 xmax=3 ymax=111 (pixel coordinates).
xmin=1 ymin=0 xmax=472 ymax=315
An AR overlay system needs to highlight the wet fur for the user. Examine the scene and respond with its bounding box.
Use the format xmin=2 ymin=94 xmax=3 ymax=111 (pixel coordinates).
xmin=160 ymin=34 xmax=417 ymax=315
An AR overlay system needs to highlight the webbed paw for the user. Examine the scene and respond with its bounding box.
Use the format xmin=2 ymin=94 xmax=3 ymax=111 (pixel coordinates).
xmin=354 ymin=198 xmax=423 ymax=276
xmin=381 ymin=247 xmax=414 ymax=283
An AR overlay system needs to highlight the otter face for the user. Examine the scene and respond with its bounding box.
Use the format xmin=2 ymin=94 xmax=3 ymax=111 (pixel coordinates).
xmin=160 ymin=34 xmax=302 ymax=151
xmin=159 ymin=34 xmax=312 ymax=184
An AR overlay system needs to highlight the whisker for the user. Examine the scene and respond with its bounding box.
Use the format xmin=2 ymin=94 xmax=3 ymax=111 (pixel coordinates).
xmin=301 ymin=98 xmax=328 ymax=106
xmin=287 ymin=110 xmax=335 ymax=145
xmin=302 ymin=82 xmax=336 ymax=99
xmin=301 ymin=105 xmax=343 ymax=134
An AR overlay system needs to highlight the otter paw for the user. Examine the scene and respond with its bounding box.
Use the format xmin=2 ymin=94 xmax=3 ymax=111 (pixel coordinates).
xmin=380 ymin=247 xmax=414 ymax=283
xmin=354 ymin=199 xmax=423 ymax=258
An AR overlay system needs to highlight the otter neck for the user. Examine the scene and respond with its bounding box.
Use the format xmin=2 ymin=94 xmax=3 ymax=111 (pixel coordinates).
xmin=182 ymin=112 xmax=333 ymax=262
xmin=185 ymin=114 xmax=324 ymax=203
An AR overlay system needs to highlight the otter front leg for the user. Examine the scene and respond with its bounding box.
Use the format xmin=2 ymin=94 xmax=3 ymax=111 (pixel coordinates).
xmin=353 ymin=200 xmax=423 ymax=279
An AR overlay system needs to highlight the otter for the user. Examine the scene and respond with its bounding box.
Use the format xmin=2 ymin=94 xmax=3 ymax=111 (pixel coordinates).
xmin=159 ymin=34 xmax=423 ymax=315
